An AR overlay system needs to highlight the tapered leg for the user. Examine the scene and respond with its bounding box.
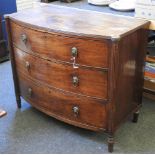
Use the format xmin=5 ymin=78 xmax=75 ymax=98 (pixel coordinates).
xmin=108 ymin=135 xmax=114 ymax=153
xmin=5 ymin=18 xmax=21 ymax=109
xmin=132 ymin=110 xmax=139 ymax=123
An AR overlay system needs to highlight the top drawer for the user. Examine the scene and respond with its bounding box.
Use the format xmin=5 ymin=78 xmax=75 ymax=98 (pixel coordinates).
xmin=11 ymin=21 xmax=109 ymax=68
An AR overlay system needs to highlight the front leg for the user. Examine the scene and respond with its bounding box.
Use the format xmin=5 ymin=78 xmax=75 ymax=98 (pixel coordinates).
xmin=108 ymin=135 xmax=114 ymax=153
xmin=132 ymin=110 xmax=140 ymax=123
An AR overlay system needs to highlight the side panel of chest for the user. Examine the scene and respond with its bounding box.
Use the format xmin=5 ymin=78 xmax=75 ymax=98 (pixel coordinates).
xmin=108 ymin=29 xmax=148 ymax=132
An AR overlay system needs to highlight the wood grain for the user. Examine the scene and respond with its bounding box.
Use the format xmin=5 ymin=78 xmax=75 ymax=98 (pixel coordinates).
xmin=18 ymin=73 xmax=107 ymax=131
xmin=11 ymin=21 xmax=109 ymax=68
xmin=14 ymin=47 xmax=108 ymax=100
xmin=5 ymin=4 xmax=150 ymax=39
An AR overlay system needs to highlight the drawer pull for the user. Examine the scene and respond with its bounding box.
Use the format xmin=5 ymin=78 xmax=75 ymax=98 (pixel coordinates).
xmin=71 ymin=47 xmax=78 ymax=58
xmin=25 ymin=61 xmax=30 ymax=70
xmin=71 ymin=47 xmax=79 ymax=69
xmin=71 ymin=57 xmax=79 ymax=69
xmin=72 ymin=106 xmax=79 ymax=117
xmin=28 ymin=88 xmax=32 ymax=97
xmin=21 ymin=34 xmax=27 ymax=43
xmin=72 ymin=76 xmax=79 ymax=87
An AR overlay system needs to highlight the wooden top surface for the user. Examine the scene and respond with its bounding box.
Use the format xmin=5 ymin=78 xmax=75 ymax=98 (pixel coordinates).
xmin=6 ymin=4 xmax=150 ymax=40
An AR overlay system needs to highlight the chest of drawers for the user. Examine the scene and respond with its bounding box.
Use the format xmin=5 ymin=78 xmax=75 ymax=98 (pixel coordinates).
xmin=5 ymin=4 xmax=150 ymax=152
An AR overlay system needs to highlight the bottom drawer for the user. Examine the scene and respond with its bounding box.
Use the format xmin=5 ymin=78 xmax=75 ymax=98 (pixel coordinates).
xmin=18 ymin=73 xmax=107 ymax=131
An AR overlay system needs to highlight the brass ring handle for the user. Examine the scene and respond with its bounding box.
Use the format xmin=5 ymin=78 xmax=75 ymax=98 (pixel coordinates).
xmin=71 ymin=47 xmax=78 ymax=58
xmin=25 ymin=61 xmax=30 ymax=70
xmin=72 ymin=106 xmax=79 ymax=117
xmin=21 ymin=34 xmax=27 ymax=43
xmin=28 ymin=88 xmax=32 ymax=97
xmin=72 ymin=76 xmax=79 ymax=87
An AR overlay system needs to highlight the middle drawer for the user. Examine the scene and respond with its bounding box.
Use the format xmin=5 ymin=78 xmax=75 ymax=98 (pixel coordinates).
xmin=14 ymin=47 xmax=108 ymax=100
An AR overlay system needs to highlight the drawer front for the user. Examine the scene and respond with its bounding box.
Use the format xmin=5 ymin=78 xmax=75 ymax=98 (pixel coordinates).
xmin=18 ymin=73 xmax=107 ymax=131
xmin=11 ymin=21 xmax=109 ymax=68
xmin=14 ymin=47 xmax=108 ymax=99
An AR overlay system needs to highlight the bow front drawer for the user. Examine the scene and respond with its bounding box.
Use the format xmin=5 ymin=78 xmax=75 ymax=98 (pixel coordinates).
xmin=18 ymin=73 xmax=107 ymax=131
xmin=11 ymin=21 xmax=109 ymax=68
xmin=14 ymin=47 xmax=108 ymax=100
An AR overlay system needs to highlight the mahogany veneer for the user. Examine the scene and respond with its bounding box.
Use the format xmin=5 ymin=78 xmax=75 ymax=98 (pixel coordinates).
xmin=11 ymin=21 xmax=109 ymax=68
xmin=14 ymin=47 xmax=108 ymax=99
xmin=5 ymin=4 xmax=150 ymax=152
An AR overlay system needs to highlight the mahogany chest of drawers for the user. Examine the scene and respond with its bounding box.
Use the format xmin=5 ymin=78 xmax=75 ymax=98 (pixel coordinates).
xmin=5 ymin=4 xmax=149 ymax=152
